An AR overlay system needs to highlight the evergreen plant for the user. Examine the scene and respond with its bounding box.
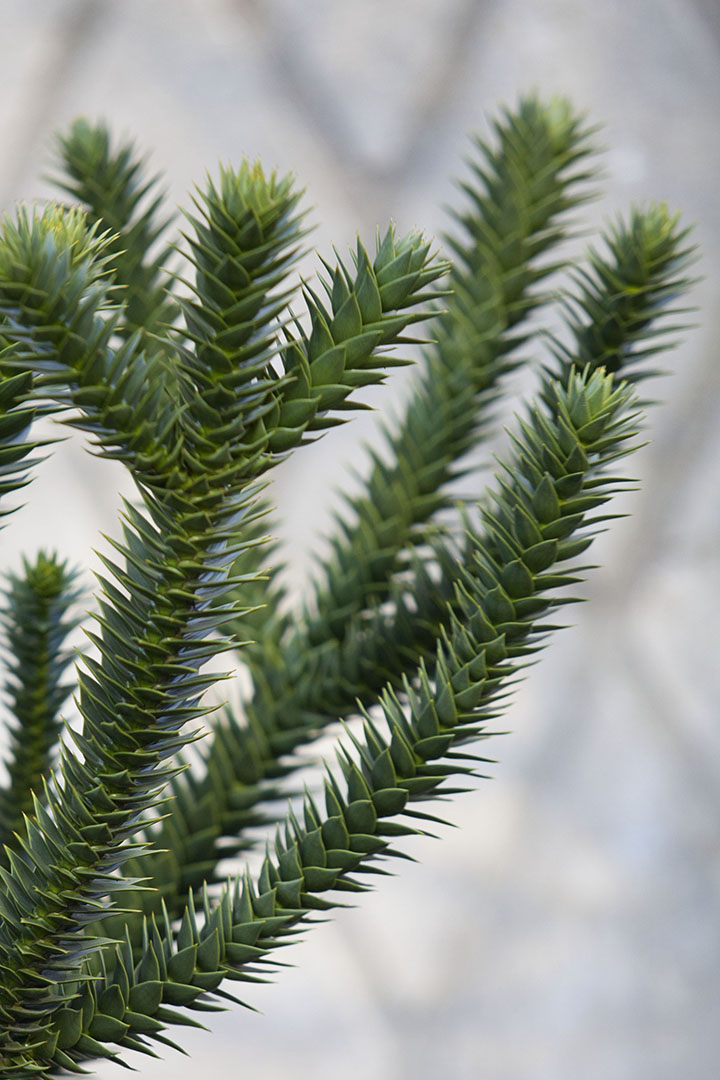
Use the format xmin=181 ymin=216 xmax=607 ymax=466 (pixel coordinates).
xmin=0 ymin=96 xmax=694 ymax=1075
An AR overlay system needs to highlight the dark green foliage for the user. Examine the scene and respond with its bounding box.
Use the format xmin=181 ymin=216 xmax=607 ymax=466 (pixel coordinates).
xmin=0 ymin=96 xmax=695 ymax=1075
xmin=0 ymin=553 xmax=81 ymax=862
xmin=124 ymin=104 xmax=694 ymax=932
xmin=554 ymin=204 xmax=693 ymax=383
xmin=41 ymin=366 xmax=642 ymax=1067
xmin=119 ymin=96 xmax=599 ymax=922
xmin=51 ymin=118 xmax=177 ymax=342
xmin=0 ymin=368 xmax=43 ymax=525
xmin=306 ymin=98 xmax=595 ymax=635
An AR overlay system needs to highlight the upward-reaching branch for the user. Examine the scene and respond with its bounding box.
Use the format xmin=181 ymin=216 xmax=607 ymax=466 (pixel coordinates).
xmin=302 ymin=95 xmax=597 ymax=639
xmin=51 ymin=119 xmax=178 ymax=343
xmin=547 ymin=202 xmax=695 ymax=389
xmin=48 ymin=365 xmax=643 ymax=1069
xmin=0 ymin=553 xmax=81 ymax=864
xmin=123 ymin=194 xmax=695 ymax=931
xmin=126 ymin=95 xmax=599 ymax=917
xmin=0 ymin=205 xmax=185 ymax=497
xmin=0 ymin=96 xmax=695 ymax=1076
xmin=0 ymin=157 xmax=447 ymax=1069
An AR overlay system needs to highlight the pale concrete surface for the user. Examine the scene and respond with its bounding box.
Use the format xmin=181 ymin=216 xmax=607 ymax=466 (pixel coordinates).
xmin=1 ymin=1 xmax=719 ymax=1078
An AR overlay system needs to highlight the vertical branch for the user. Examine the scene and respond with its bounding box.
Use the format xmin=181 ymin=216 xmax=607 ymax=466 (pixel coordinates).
xmin=0 ymin=553 xmax=81 ymax=863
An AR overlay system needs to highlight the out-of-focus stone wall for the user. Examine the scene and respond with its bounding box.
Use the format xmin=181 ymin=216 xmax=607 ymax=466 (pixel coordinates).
xmin=1 ymin=2 xmax=719 ymax=1077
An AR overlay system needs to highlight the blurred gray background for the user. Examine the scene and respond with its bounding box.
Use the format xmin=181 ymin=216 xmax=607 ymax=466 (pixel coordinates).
xmin=1 ymin=1 xmax=719 ymax=1078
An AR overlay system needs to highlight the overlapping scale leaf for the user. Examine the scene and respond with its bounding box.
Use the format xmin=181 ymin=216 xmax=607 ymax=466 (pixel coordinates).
xmin=51 ymin=118 xmax=178 ymax=343
xmin=548 ymin=202 xmax=696 ymax=388
xmin=123 ymin=95 xmax=600 ymax=917
xmin=0 ymin=97 xmax=697 ymax=1077
xmin=0 ymin=203 xmax=277 ymax=1058
xmin=0 ymin=475 xmax=273 ymax=1066
xmin=176 ymin=164 xmax=447 ymax=474
xmin=269 ymin=224 xmax=449 ymax=452
xmin=0 ymin=552 xmax=82 ymax=863
xmin=0 ymin=142 xmax=448 ymax=1071
xmin=44 ymin=366 xmax=643 ymax=1068
xmin=123 ymin=108 xmax=694 ymax=935
xmin=0 ymin=366 xmax=43 ymax=525
xmin=305 ymin=94 xmax=596 ymax=640
xmin=176 ymin=161 xmax=306 ymax=465
xmin=0 ymin=205 xmax=185 ymax=497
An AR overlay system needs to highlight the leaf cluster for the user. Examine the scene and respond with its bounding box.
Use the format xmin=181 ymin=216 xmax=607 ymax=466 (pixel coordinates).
xmin=0 ymin=96 xmax=695 ymax=1075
